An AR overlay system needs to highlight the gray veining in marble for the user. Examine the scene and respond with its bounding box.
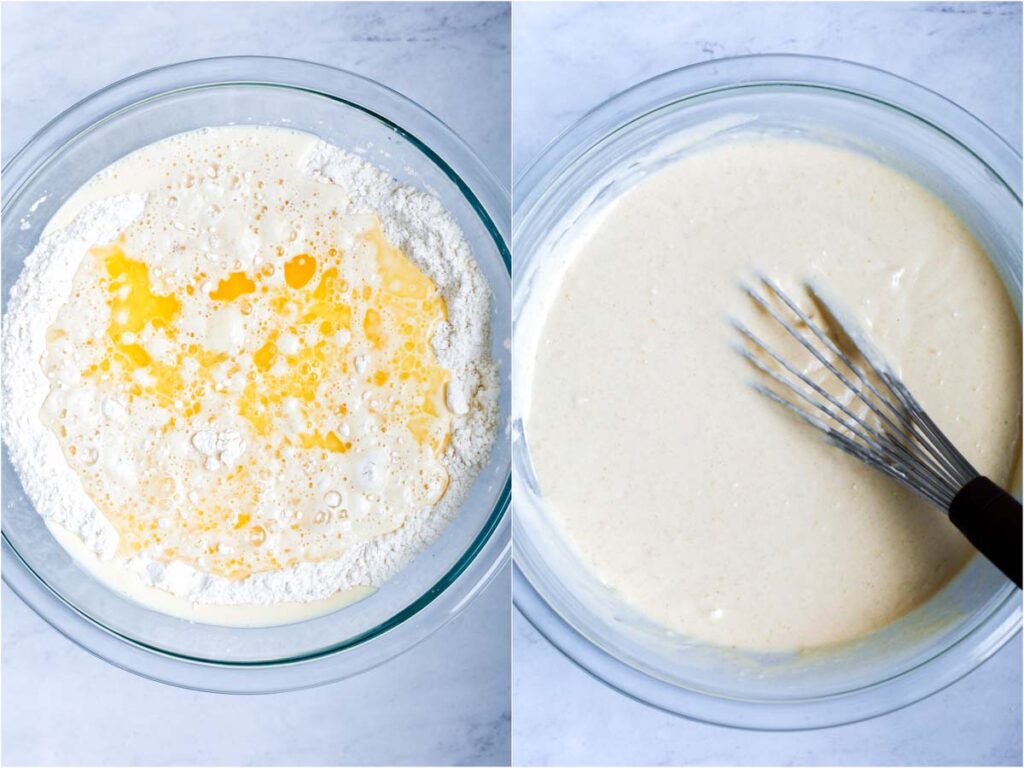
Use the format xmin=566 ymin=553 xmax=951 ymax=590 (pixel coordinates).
xmin=512 ymin=2 xmax=1022 ymax=766
xmin=2 ymin=2 xmax=511 ymax=186
xmin=514 ymin=611 xmax=1022 ymax=767
xmin=1 ymin=3 xmax=510 ymax=766
xmin=514 ymin=1 xmax=1021 ymax=184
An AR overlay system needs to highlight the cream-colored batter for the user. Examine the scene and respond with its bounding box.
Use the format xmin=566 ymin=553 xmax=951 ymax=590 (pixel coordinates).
xmin=525 ymin=139 xmax=1021 ymax=652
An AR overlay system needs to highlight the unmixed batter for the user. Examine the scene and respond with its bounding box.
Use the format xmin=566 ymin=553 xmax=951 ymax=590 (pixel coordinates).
xmin=526 ymin=139 xmax=1021 ymax=652
xmin=3 ymin=126 xmax=497 ymax=623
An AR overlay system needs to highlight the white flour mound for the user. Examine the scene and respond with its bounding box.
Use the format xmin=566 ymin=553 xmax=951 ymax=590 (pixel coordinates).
xmin=1 ymin=141 xmax=499 ymax=606
xmin=3 ymin=196 xmax=144 ymax=559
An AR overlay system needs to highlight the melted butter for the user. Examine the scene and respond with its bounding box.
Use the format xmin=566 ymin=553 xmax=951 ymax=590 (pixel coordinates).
xmin=210 ymin=270 xmax=256 ymax=301
xmin=39 ymin=126 xmax=453 ymax=586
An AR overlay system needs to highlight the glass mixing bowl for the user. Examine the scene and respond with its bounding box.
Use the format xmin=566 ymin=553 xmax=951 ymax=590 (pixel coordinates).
xmin=2 ymin=56 xmax=510 ymax=693
xmin=513 ymin=55 xmax=1021 ymax=730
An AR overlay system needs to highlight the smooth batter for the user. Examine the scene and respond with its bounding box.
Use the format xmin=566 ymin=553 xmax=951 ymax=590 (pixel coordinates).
xmin=525 ymin=139 xmax=1021 ymax=652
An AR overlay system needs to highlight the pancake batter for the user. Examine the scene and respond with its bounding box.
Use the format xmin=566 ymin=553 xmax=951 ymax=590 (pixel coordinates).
xmin=525 ymin=139 xmax=1021 ymax=652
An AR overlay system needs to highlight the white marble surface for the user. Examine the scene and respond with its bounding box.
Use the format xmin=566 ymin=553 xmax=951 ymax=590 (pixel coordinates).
xmin=1 ymin=2 xmax=511 ymax=184
xmin=1 ymin=3 xmax=510 ymax=766
xmin=512 ymin=3 xmax=1022 ymax=766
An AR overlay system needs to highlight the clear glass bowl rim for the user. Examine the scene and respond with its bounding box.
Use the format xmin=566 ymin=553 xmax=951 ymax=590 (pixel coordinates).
xmin=2 ymin=55 xmax=511 ymax=692
xmin=512 ymin=53 xmax=1022 ymax=729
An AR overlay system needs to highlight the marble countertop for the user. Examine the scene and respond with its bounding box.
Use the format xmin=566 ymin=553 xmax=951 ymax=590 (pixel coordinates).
xmin=512 ymin=3 xmax=1022 ymax=766
xmin=1 ymin=3 xmax=510 ymax=766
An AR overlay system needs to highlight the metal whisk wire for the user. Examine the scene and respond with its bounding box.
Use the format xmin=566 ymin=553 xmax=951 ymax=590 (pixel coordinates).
xmin=733 ymin=275 xmax=978 ymax=512
xmin=734 ymin=274 xmax=1021 ymax=589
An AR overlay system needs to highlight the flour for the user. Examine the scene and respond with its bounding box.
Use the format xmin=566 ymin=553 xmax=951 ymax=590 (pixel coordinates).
xmin=3 ymin=196 xmax=145 ymax=559
xmin=190 ymin=428 xmax=245 ymax=470
xmin=2 ymin=132 xmax=499 ymax=608
xmin=305 ymin=141 xmax=496 ymax=434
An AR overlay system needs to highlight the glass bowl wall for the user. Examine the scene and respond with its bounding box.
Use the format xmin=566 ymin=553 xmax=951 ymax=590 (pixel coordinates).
xmin=3 ymin=56 xmax=510 ymax=693
xmin=513 ymin=55 xmax=1021 ymax=729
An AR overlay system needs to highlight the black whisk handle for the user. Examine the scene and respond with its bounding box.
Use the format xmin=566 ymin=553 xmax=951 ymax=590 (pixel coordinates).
xmin=949 ymin=476 xmax=1022 ymax=589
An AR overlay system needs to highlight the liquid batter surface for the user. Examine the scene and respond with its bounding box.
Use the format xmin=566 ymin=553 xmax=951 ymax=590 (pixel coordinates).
xmin=526 ymin=139 xmax=1021 ymax=652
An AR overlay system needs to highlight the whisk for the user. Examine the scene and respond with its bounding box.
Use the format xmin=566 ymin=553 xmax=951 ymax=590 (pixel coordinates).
xmin=735 ymin=275 xmax=1022 ymax=588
